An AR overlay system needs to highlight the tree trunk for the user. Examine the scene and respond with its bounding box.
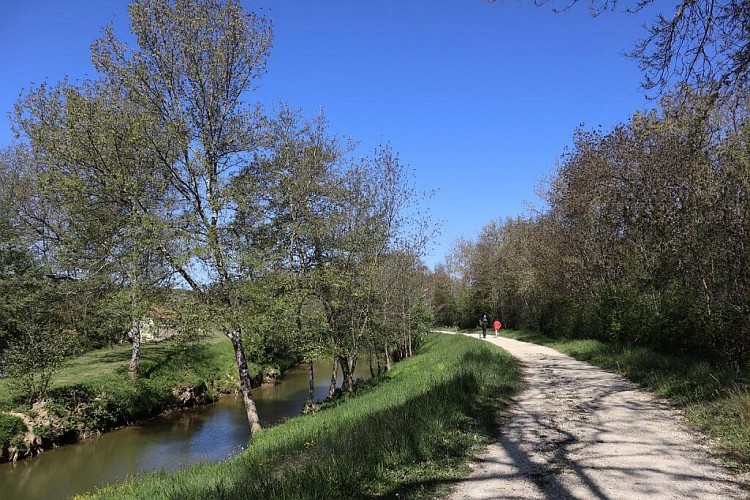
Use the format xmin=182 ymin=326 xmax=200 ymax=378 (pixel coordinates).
xmin=407 ymin=309 xmax=413 ymax=357
xmin=226 ymin=328 xmax=262 ymax=435
xmin=128 ymin=323 xmax=141 ymax=380
xmin=339 ymin=354 xmax=355 ymax=393
xmin=307 ymin=359 xmax=315 ymax=405
xmin=385 ymin=344 xmax=392 ymax=371
xmin=128 ymin=276 xmax=140 ymax=380
xmin=327 ymin=356 xmax=339 ymax=400
xmin=368 ymin=349 xmax=376 ymax=379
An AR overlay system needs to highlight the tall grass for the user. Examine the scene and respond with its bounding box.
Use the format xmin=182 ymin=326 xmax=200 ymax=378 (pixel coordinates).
xmin=87 ymin=334 xmax=520 ymax=499
xmin=501 ymin=330 xmax=749 ymax=472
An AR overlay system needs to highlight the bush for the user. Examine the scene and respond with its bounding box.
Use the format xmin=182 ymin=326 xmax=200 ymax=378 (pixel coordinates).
xmin=0 ymin=413 xmax=25 ymax=452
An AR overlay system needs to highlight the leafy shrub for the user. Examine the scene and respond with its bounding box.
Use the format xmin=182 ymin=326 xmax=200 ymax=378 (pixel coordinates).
xmin=0 ymin=413 xmax=25 ymax=450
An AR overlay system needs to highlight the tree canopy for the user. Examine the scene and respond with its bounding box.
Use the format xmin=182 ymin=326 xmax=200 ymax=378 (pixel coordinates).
xmin=6 ymin=0 xmax=433 ymax=430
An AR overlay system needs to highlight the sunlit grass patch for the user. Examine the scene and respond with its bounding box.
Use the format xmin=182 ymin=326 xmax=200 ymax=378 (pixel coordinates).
xmin=687 ymin=386 xmax=750 ymax=470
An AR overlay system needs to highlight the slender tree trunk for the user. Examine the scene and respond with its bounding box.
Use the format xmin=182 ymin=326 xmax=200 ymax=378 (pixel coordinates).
xmin=327 ymin=356 xmax=339 ymax=400
xmin=349 ymin=355 xmax=358 ymax=390
xmin=385 ymin=344 xmax=392 ymax=371
xmin=339 ymin=354 xmax=355 ymax=393
xmin=227 ymin=328 xmax=262 ymax=434
xmin=407 ymin=309 xmax=413 ymax=357
xmin=127 ymin=266 xmax=140 ymax=380
xmin=307 ymin=359 xmax=315 ymax=405
xmin=406 ymin=307 xmax=414 ymax=357
xmin=368 ymin=348 xmax=376 ymax=378
xmin=128 ymin=322 xmax=141 ymax=380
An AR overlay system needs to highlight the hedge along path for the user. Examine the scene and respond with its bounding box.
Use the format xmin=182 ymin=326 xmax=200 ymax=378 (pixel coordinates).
xmin=448 ymin=335 xmax=748 ymax=499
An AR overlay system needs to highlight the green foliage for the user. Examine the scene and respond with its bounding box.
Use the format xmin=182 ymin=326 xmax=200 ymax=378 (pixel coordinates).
xmin=3 ymin=329 xmax=75 ymax=406
xmin=0 ymin=413 xmax=25 ymax=451
xmin=441 ymin=94 xmax=750 ymax=366
xmin=0 ymin=264 xmax=77 ymax=405
xmin=237 ymin=274 xmax=305 ymax=368
xmin=88 ymin=334 xmax=520 ymax=499
xmin=428 ymin=265 xmax=460 ymax=327
xmin=5 ymin=0 xmax=435 ymax=435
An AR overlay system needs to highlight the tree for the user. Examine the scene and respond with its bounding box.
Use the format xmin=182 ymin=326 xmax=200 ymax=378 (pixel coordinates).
xmin=15 ymin=78 xmax=174 ymax=379
xmin=0 ymin=279 xmax=76 ymax=405
xmin=0 ymin=145 xmax=31 ymax=355
xmin=445 ymin=93 xmax=749 ymax=364
xmin=0 ymin=145 xmax=77 ymax=403
xmin=18 ymin=0 xmax=273 ymax=433
xmin=91 ymin=0 xmax=272 ymax=433
xmin=236 ymin=106 xmax=345 ymax=407
xmin=493 ymin=1 xmax=750 ymax=97
xmin=426 ymin=264 xmax=459 ymax=327
xmin=312 ymin=145 xmax=431 ymax=393
xmin=376 ymin=250 xmax=430 ymax=362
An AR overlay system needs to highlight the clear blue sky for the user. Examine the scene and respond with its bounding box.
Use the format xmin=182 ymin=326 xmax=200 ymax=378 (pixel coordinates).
xmin=0 ymin=0 xmax=663 ymax=268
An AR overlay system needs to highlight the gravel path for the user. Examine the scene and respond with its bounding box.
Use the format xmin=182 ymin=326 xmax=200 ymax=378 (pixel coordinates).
xmin=448 ymin=334 xmax=748 ymax=499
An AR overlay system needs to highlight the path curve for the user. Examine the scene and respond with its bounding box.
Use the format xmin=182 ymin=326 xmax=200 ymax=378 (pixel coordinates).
xmin=448 ymin=334 xmax=748 ymax=499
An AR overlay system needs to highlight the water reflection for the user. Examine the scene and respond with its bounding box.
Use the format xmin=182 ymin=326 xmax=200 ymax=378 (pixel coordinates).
xmin=0 ymin=360 xmax=369 ymax=500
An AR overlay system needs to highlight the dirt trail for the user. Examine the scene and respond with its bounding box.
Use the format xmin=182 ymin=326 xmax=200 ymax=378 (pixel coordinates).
xmin=448 ymin=334 xmax=748 ymax=499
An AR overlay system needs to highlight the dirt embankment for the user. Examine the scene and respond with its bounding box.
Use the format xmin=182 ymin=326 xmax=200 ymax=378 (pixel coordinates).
xmin=449 ymin=335 xmax=748 ymax=499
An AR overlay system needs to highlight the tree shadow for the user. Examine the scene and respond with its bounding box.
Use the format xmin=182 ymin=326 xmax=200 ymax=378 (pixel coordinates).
xmin=442 ymin=345 xmax=749 ymax=499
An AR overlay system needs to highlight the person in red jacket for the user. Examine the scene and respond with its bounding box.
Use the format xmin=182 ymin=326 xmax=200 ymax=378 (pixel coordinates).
xmin=493 ymin=319 xmax=501 ymax=336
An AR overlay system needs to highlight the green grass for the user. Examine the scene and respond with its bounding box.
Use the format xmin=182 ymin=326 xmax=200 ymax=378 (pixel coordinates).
xmin=499 ymin=329 xmax=749 ymax=472
xmin=87 ymin=334 xmax=521 ymax=499
xmin=0 ymin=332 xmax=233 ymax=407
xmin=52 ymin=331 xmax=230 ymax=385
xmin=0 ymin=333 xmax=247 ymax=456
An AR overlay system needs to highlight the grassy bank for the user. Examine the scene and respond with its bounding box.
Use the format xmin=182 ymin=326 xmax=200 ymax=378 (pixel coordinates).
xmin=88 ymin=333 xmax=520 ymax=499
xmin=0 ymin=333 xmax=282 ymax=459
xmin=500 ymin=329 xmax=749 ymax=472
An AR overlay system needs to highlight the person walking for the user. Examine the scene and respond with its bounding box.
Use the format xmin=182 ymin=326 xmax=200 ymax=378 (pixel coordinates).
xmin=481 ymin=314 xmax=489 ymax=338
xmin=493 ymin=319 xmax=501 ymax=336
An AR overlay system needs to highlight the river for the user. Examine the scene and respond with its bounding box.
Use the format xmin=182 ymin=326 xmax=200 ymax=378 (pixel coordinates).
xmin=0 ymin=360 xmax=370 ymax=500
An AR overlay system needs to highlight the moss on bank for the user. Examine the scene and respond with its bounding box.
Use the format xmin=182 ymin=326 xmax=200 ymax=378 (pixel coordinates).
xmin=88 ymin=334 xmax=520 ymax=499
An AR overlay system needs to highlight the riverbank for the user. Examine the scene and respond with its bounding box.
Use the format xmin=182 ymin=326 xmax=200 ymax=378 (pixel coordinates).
xmin=87 ymin=333 xmax=520 ymax=498
xmin=497 ymin=329 xmax=749 ymax=474
xmin=0 ymin=333 xmax=290 ymax=463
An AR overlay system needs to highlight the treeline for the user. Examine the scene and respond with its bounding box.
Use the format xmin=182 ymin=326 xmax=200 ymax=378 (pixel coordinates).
xmin=0 ymin=0 xmax=432 ymax=433
xmin=429 ymin=91 xmax=749 ymax=367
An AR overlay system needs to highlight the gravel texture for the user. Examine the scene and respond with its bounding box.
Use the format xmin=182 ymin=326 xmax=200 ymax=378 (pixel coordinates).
xmin=448 ymin=334 xmax=748 ymax=499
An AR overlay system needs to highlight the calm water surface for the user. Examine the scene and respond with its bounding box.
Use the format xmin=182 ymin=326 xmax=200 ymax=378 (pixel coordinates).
xmin=0 ymin=360 xmax=369 ymax=500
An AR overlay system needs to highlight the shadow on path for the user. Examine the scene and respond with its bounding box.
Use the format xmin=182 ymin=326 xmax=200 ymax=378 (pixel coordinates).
xmin=448 ymin=334 xmax=747 ymax=499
